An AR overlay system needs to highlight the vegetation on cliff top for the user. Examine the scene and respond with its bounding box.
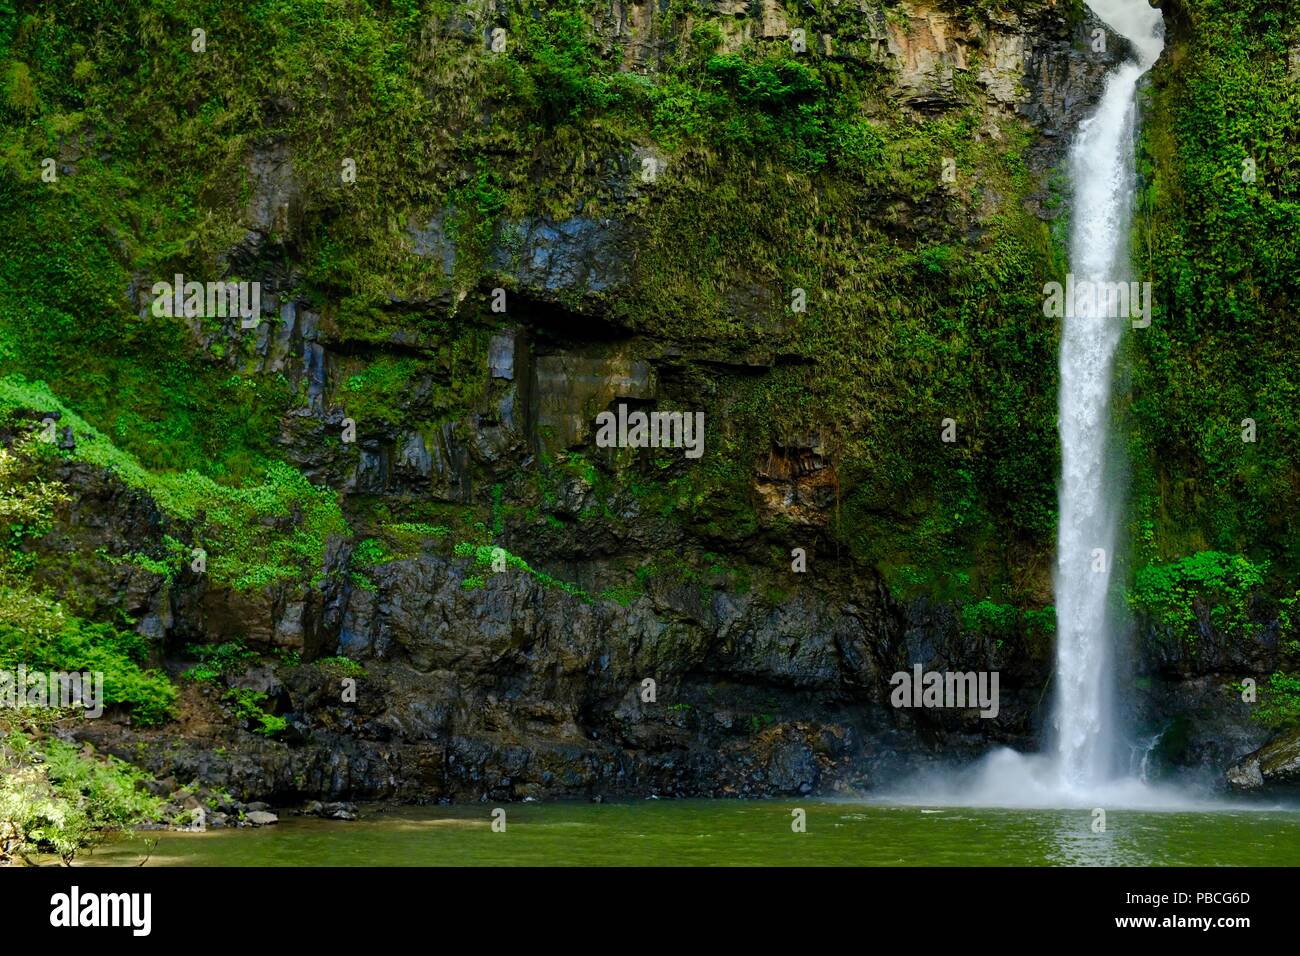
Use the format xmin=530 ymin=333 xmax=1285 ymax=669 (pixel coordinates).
xmin=0 ymin=376 xmax=347 ymax=590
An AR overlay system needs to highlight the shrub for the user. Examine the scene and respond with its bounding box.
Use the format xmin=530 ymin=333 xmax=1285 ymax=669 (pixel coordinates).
xmin=181 ymin=640 xmax=257 ymax=685
xmin=0 ymin=586 xmax=176 ymax=726
xmin=0 ymin=728 xmax=162 ymax=864
xmin=220 ymin=688 xmax=286 ymax=738
xmin=1128 ymin=552 xmax=1268 ymax=644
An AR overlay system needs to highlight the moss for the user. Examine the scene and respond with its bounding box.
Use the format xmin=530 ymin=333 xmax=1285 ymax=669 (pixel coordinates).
xmin=317 ymin=655 xmax=365 ymax=677
xmin=0 ymin=375 xmax=348 ymax=590
xmin=1128 ymin=0 xmax=1300 ymax=582
xmin=3 ymin=0 xmax=1283 ymax=632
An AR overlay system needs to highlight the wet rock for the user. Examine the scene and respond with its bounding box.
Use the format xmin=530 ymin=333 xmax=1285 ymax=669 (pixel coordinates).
xmin=242 ymin=142 xmax=302 ymax=243
xmin=754 ymin=433 xmax=837 ymax=528
xmin=490 ymin=217 xmax=633 ymax=296
xmin=406 ymin=213 xmax=456 ymax=278
xmin=765 ymin=731 xmax=820 ymax=794
xmin=532 ymin=351 xmax=656 ymax=453
xmin=245 ymin=810 xmax=279 ymax=826
xmin=229 ymin=669 xmax=282 ymax=700
xmin=489 ymin=334 xmax=515 ymax=380
xmin=1226 ymin=758 xmax=1264 ymax=790
xmin=1226 ymin=727 xmax=1300 ymax=792
xmin=1133 ymin=675 xmax=1268 ymax=777
xmin=1142 ymin=613 xmax=1285 ymax=676
xmin=322 ymin=801 xmax=359 ymax=820
xmin=395 ymin=432 xmax=433 ymax=480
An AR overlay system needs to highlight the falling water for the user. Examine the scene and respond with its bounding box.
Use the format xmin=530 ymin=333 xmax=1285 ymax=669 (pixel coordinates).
xmin=1052 ymin=0 xmax=1164 ymax=791
xmin=881 ymin=1 xmax=1189 ymax=808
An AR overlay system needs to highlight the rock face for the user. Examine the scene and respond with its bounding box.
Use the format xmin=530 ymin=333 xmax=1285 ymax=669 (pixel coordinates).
xmin=61 ymin=530 xmax=985 ymax=801
xmin=37 ymin=1 xmax=1268 ymax=805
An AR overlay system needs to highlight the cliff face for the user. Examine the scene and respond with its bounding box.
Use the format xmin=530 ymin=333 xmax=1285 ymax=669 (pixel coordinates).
xmin=2 ymin=0 xmax=1292 ymax=802
xmin=1124 ymin=0 xmax=1300 ymax=792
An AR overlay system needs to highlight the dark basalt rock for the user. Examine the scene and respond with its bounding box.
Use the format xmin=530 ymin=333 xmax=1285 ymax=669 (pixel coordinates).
xmin=40 ymin=428 xmax=1265 ymax=804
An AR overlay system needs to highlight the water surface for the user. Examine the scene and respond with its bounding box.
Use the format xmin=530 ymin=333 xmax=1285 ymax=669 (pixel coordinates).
xmin=78 ymin=801 xmax=1300 ymax=867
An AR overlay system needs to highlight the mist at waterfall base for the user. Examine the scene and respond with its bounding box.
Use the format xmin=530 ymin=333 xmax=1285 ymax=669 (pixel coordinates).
xmin=880 ymin=3 xmax=1240 ymax=811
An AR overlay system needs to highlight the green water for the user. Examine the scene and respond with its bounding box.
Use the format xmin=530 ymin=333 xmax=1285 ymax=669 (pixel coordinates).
xmin=77 ymin=801 xmax=1300 ymax=866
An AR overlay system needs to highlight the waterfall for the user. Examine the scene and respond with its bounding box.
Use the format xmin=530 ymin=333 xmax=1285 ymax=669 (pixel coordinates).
xmin=1052 ymin=0 xmax=1164 ymax=791
xmin=881 ymin=2 xmax=1192 ymax=808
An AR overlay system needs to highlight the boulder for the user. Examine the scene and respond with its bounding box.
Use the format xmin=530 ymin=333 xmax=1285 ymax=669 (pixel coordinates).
xmin=1226 ymin=727 xmax=1300 ymax=792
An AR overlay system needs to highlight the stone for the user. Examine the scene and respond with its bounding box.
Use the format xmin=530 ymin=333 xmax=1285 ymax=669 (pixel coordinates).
xmin=532 ymin=352 xmax=656 ymax=453
xmin=489 ymin=334 xmax=515 ymax=380
xmin=1227 ymin=727 xmax=1300 ymax=792
xmin=1226 ymin=758 xmax=1264 ymax=790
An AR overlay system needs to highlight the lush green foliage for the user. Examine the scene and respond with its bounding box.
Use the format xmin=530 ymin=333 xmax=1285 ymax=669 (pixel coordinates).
xmin=181 ymin=640 xmax=258 ymax=684
xmin=1128 ymin=551 xmax=1268 ymax=644
xmin=221 ymin=688 xmax=287 ymax=737
xmin=0 ymin=0 xmax=1293 ymax=653
xmin=1131 ymin=0 xmax=1300 ymax=576
xmin=0 ymin=0 xmax=1069 ymax=615
xmin=453 ymin=540 xmax=592 ymax=602
xmin=0 ymin=376 xmax=348 ymax=589
xmin=0 ymin=437 xmax=175 ymax=725
xmin=1254 ymin=671 xmax=1300 ymax=729
xmin=0 ymin=727 xmax=162 ymax=863
xmin=0 ymin=587 xmax=177 ymax=725
xmin=182 ymin=640 xmax=288 ymax=735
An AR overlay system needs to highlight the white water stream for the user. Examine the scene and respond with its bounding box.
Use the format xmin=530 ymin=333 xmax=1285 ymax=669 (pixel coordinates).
xmin=882 ymin=2 xmax=1195 ymax=809
xmin=1052 ymin=0 xmax=1163 ymax=791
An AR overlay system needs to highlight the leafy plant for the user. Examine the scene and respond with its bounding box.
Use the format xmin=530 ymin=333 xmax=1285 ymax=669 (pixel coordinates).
xmin=1252 ymin=672 xmax=1300 ymax=730
xmin=0 ymin=728 xmax=162 ymax=864
xmin=1128 ymin=552 xmax=1268 ymax=644
xmin=182 ymin=640 xmax=258 ymax=685
xmin=220 ymin=688 xmax=287 ymax=738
